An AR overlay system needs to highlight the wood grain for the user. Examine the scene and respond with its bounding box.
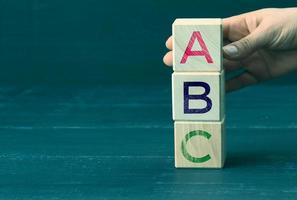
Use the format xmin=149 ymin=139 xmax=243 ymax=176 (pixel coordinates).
xmin=172 ymin=71 xmax=224 ymax=121
xmin=173 ymin=18 xmax=222 ymax=72
xmin=174 ymin=119 xmax=225 ymax=168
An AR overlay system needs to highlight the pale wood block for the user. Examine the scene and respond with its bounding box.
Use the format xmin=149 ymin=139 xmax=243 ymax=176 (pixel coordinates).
xmin=172 ymin=71 xmax=225 ymax=121
xmin=174 ymin=119 xmax=226 ymax=168
xmin=173 ymin=18 xmax=222 ymax=72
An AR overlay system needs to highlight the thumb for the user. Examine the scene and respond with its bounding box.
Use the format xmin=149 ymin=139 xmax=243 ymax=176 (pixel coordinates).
xmin=223 ymin=28 xmax=267 ymax=60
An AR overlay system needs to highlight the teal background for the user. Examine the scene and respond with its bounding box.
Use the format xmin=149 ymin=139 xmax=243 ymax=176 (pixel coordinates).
xmin=0 ymin=0 xmax=296 ymax=85
xmin=1 ymin=1 xmax=297 ymax=199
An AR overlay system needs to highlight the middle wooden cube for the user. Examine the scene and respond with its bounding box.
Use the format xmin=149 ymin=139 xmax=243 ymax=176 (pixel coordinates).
xmin=172 ymin=72 xmax=224 ymax=121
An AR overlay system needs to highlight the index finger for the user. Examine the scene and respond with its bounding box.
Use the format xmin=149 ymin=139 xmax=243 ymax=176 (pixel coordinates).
xmin=166 ymin=36 xmax=172 ymax=50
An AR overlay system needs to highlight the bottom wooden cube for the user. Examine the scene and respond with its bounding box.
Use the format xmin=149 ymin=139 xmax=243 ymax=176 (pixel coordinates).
xmin=174 ymin=119 xmax=225 ymax=168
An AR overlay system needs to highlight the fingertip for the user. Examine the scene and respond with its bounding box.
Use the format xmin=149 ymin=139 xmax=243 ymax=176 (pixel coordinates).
xmin=223 ymin=45 xmax=240 ymax=59
xmin=166 ymin=36 xmax=173 ymax=50
xmin=163 ymin=51 xmax=173 ymax=66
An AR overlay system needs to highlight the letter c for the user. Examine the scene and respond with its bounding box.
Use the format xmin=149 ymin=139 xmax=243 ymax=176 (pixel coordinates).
xmin=181 ymin=130 xmax=211 ymax=163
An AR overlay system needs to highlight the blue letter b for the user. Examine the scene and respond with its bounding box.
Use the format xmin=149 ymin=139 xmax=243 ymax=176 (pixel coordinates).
xmin=184 ymin=82 xmax=212 ymax=114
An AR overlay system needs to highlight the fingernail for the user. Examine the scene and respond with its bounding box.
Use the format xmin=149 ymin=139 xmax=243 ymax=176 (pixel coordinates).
xmin=223 ymin=45 xmax=239 ymax=58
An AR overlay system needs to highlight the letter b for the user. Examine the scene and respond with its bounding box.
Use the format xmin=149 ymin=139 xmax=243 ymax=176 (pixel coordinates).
xmin=184 ymin=82 xmax=212 ymax=114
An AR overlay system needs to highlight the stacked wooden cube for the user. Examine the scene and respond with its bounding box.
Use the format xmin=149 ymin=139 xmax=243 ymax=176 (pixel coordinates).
xmin=172 ymin=19 xmax=225 ymax=168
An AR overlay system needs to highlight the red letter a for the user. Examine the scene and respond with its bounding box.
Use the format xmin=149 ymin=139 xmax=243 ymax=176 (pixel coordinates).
xmin=180 ymin=31 xmax=214 ymax=64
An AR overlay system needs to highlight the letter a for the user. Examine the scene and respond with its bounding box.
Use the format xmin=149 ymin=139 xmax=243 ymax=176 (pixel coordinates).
xmin=180 ymin=31 xmax=214 ymax=64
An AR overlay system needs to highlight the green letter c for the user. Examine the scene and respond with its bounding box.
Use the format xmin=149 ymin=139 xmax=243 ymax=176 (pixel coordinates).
xmin=181 ymin=130 xmax=211 ymax=163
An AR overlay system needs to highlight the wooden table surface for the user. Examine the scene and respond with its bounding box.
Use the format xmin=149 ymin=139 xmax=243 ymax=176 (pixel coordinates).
xmin=0 ymin=84 xmax=296 ymax=199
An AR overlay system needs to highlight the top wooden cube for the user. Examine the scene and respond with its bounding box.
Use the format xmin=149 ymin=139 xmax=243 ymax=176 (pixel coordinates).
xmin=173 ymin=19 xmax=222 ymax=72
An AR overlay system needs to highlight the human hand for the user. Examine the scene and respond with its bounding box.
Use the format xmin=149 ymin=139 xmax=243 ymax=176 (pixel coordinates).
xmin=163 ymin=8 xmax=297 ymax=92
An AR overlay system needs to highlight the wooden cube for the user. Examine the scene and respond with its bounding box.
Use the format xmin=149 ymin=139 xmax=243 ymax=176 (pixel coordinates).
xmin=173 ymin=18 xmax=222 ymax=72
xmin=174 ymin=119 xmax=225 ymax=168
xmin=172 ymin=71 xmax=224 ymax=121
